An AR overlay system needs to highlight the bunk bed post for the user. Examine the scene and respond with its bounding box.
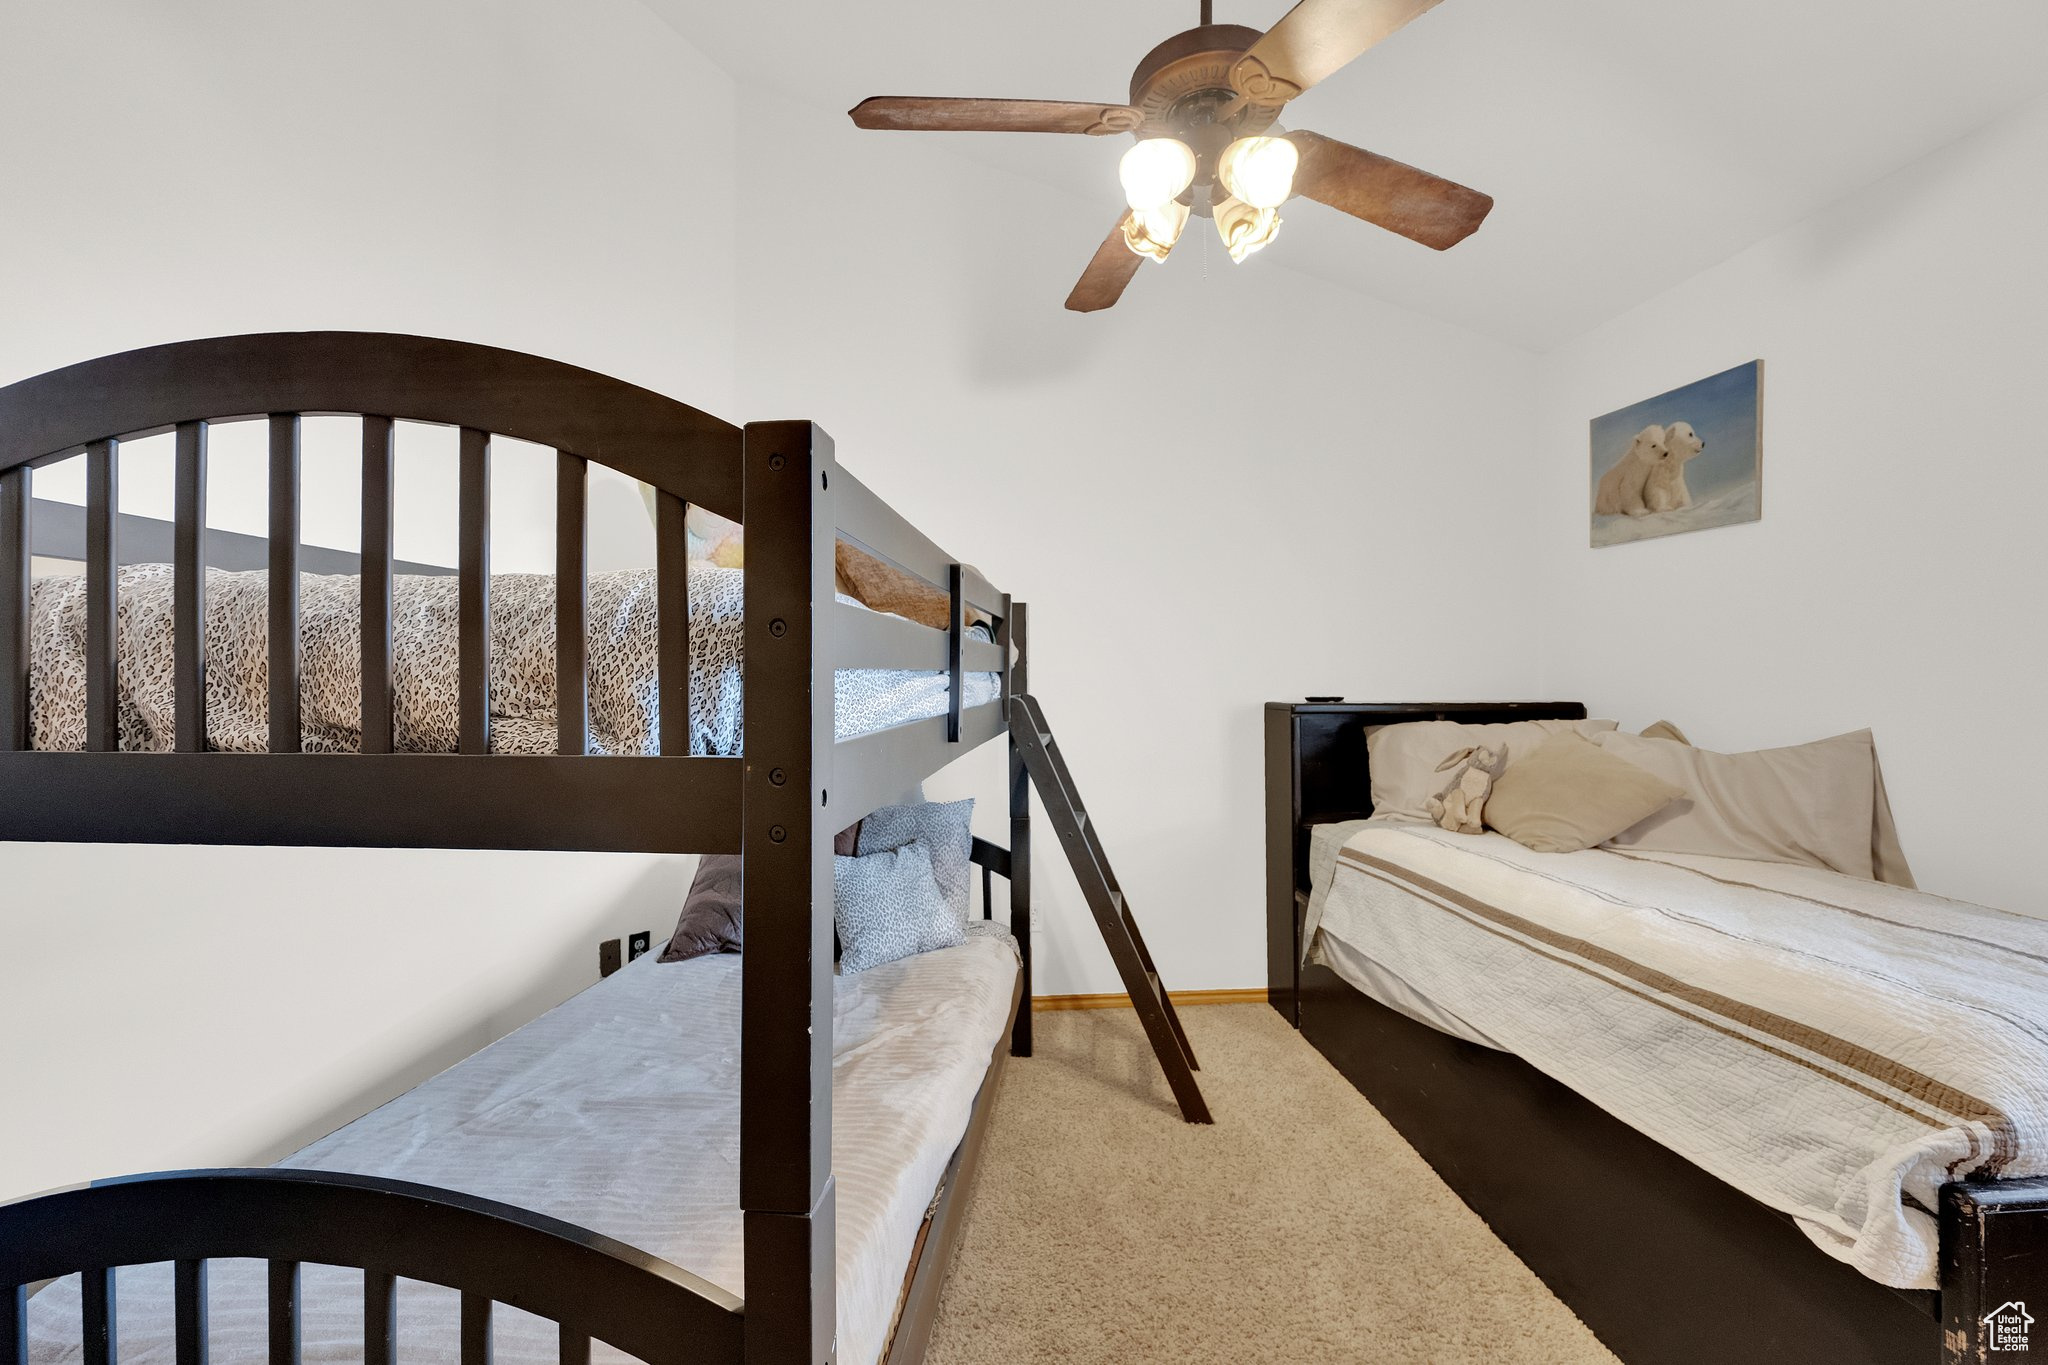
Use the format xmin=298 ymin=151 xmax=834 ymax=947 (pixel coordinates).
xmin=1007 ymin=600 xmax=1032 ymax=1057
xmin=740 ymin=420 xmax=837 ymax=1365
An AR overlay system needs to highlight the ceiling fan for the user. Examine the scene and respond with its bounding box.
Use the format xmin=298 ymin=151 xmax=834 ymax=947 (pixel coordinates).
xmin=849 ymin=0 xmax=1494 ymax=312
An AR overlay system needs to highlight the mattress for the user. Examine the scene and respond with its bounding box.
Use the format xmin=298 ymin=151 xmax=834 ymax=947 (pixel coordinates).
xmin=1307 ymin=822 xmax=2048 ymax=1290
xmin=24 ymin=931 xmax=1020 ymax=1365
xmin=24 ymin=562 xmax=1000 ymax=756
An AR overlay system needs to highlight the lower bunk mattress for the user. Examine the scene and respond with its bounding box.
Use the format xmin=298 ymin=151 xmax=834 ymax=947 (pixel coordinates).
xmin=1305 ymin=821 xmax=2048 ymax=1291
xmin=25 ymin=932 xmax=1021 ymax=1365
xmin=24 ymin=562 xmax=1000 ymax=756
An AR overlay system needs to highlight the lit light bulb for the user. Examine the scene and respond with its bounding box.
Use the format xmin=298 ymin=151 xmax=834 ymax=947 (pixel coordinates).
xmin=1121 ymin=199 xmax=1191 ymax=263
xmin=1213 ymin=195 xmax=1282 ymax=263
xmin=1217 ymin=136 xmax=1299 ymax=211
xmin=1118 ymin=138 xmax=1196 ymax=211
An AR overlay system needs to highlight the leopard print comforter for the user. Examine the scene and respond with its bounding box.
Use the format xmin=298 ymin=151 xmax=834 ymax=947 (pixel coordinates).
xmin=26 ymin=563 xmax=996 ymax=756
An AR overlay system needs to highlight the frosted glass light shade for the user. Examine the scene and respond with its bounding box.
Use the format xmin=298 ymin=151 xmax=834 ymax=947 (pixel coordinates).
xmin=1214 ymin=195 xmax=1281 ymax=263
xmin=1218 ymin=136 xmax=1298 ymax=210
xmin=1122 ymin=199 xmax=1191 ymax=262
xmin=1119 ymin=138 xmax=1196 ymax=211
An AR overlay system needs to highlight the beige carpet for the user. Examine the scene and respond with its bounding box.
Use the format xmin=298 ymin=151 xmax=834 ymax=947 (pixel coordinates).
xmin=923 ymin=1004 xmax=1619 ymax=1364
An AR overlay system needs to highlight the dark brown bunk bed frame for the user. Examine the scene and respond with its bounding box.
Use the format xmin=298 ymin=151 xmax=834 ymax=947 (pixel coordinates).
xmin=1265 ymin=701 xmax=2048 ymax=1365
xmin=0 ymin=331 xmax=1035 ymax=1365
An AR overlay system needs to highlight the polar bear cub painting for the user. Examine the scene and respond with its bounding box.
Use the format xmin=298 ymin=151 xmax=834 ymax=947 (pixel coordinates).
xmin=1592 ymin=424 xmax=1669 ymax=516
xmin=1643 ymin=419 xmax=1705 ymax=513
xmin=1588 ymin=359 xmax=1763 ymax=547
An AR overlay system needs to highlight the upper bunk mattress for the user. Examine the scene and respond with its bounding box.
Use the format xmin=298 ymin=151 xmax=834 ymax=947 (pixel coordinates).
xmin=23 ymin=562 xmax=1000 ymax=756
xmin=26 ymin=930 xmax=1020 ymax=1365
xmin=1307 ymin=822 xmax=2048 ymax=1291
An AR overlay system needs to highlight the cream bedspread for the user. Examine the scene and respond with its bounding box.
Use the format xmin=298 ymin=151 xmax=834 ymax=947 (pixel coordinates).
xmin=25 ymin=934 xmax=1019 ymax=1365
xmin=1310 ymin=823 xmax=2048 ymax=1289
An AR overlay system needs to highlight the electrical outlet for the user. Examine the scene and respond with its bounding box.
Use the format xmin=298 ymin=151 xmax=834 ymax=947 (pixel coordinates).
xmin=628 ymin=930 xmax=653 ymax=962
xmin=598 ymin=938 xmax=623 ymax=978
xmin=1030 ymin=907 xmax=1044 ymax=932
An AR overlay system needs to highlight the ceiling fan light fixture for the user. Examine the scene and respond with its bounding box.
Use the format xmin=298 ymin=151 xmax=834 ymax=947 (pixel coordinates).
xmin=1121 ymin=199 xmax=1190 ymax=262
xmin=1118 ymin=137 xmax=1197 ymax=211
xmin=1217 ymin=135 xmax=1299 ymax=211
xmin=1213 ymin=195 xmax=1281 ymax=263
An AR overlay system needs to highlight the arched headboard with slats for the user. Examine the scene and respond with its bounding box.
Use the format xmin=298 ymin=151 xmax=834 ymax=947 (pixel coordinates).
xmin=0 ymin=332 xmax=748 ymax=851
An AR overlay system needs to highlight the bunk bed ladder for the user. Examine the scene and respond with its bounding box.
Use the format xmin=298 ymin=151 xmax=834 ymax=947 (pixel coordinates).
xmin=1008 ymin=694 xmax=1211 ymax=1124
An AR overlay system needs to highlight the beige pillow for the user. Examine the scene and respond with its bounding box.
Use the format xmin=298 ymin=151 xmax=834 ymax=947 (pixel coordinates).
xmin=1639 ymin=719 xmax=1690 ymax=744
xmin=1484 ymin=734 xmax=1685 ymax=853
xmin=1368 ymin=718 xmax=1619 ymax=823
xmin=1596 ymin=729 xmax=1879 ymax=879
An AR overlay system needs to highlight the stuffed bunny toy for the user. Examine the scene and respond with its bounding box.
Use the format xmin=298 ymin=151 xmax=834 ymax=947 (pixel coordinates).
xmin=1425 ymin=744 xmax=1509 ymax=835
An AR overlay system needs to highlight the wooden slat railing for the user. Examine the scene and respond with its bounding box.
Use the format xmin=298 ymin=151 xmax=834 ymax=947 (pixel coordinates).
xmin=174 ymin=1259 xmax=206 ymax=1365
xmin=361 ymin=417 xmax=396 ymax=755
xmin=81 ymin=1265 xmax=114 ymax=1365
xmin=458 ymin=427 xmax=490 ymax=756
xmin=364 ymin=1270 xmax=396 ymax=1365
xmin=84 ymin=439 xmax=118 ymax=752
xmin=267 ymin=415 xmax=301 ymax=754
xmin=173 ymin=422 xmax=207 ymax=753
xmin=556 ymin=451 xmax=588 ymax=758
xmin=654 ymin=489 xmax=690 ymax=756
xmin=0 ymin=467 xmax=27 ymax=752
xmin=460 ymin=1293 xmax=490 ymax=1365
xmin=269 ymin=1258 xmax=301 ymax=1365
xmin=946 ymin=563 xmax=964 ymax=742
xmin=831 ymin=700 xmax=1005 ymax=828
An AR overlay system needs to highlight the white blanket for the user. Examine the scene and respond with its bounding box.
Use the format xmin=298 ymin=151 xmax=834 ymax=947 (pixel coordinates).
xmin=26 ymin=934 xmax=1019 ymax=1365
xmin=1310 ymin=824 xmax=2048 ymax=1289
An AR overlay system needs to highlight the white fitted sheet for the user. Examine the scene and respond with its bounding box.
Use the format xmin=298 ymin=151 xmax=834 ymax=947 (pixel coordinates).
xmin=26 ymin=935 xmax=1019 ymax=1365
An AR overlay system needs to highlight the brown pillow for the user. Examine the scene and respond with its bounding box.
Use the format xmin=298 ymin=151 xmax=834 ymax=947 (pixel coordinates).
xmin=659 ymin=854 xmax=742 ymax=962
xmin=1484 ymin=733 xmax=1685 ymax=854
xmin=834 ymin=542 xmax=993 ymax=633
xmin=662 ymin=825 xmax=861 ymax=963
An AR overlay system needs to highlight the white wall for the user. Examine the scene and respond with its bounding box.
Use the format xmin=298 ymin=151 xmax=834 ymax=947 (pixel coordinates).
xmin=0 ymin=0 xmax=738 ymax=1202
xmin=730 ymin=93 xmax=1548 ymax=996
xmin=1534 ymin=88 xmax=2048 ymax=912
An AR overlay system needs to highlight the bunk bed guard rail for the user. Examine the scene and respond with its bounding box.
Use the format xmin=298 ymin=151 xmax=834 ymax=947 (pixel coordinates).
xmin=0 ymin=333 xmax=1027 ymax=1365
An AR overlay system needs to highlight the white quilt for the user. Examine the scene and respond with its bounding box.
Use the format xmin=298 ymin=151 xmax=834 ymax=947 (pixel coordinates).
xmin=1310 ymin=823 xmax=2048 ymax=1289
xmin=25 ymin=934 xmax=1019 ymax=1365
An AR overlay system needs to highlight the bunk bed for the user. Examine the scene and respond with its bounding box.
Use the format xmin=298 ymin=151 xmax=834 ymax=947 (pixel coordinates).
xmin=0 ymin=331 xmax=1035 ymax=1365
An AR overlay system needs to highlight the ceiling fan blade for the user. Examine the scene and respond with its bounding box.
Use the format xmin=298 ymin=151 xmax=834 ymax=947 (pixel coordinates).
xmin=1289 ymin=129 xmax=1492 ymax=250
xmin=1066 ymin=214 xmax=1146 ymax=313
xmin=1230 ymin=0 xmax=1446 ymax=106
xmin=849 ymin=96 xmax=1142 ymax=136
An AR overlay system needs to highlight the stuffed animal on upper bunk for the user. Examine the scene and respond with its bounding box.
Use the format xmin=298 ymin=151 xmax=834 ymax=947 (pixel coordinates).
xmin=1426 ymin=743 xmax=1510 ymax=835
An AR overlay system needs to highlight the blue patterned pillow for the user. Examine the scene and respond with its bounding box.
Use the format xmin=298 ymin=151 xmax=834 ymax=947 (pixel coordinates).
xmin=856 ymin=798 xmax=975 ymax=920
xmin=834 ymin=842 xmax=964 ymax=973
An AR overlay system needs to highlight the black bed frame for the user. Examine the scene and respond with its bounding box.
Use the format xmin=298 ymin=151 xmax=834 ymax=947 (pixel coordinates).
xmin=0 ymin=332 xmax=1034 ymax=1365
xmin=1265 ymin=701 xmax=2048 ymax=1365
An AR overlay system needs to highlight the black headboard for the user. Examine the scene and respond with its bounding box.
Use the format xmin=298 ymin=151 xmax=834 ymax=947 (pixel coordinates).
xmin=1263 ymin=700 xmax=1588 ymax=1023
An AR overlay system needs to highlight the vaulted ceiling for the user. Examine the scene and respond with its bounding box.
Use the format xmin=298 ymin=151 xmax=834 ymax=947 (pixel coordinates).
xmin=645 ymin=0 xmax=2048 ymax=350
